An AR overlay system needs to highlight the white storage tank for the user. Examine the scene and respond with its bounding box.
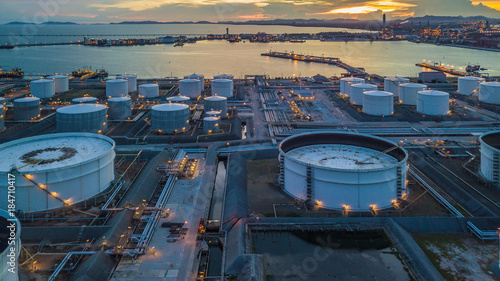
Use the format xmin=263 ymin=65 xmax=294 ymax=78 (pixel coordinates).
xmin=205 ymin=110 xmax=222 ymax=118
xmin=30 ymin=79 xmax=55 ymax=98
xmin=211 ymin=79 xmax=234 ymax=98
xmin=0 ymin=105 xmax=5 ymax=132
xmin=480 ymin=131 xmax=500 ymax=184
xmin=138 ymin=84 xmax=159 ymax=98
xmin=340 ymin=77 xmax=364 ymax=96
xmin=184 ymin=74 xmax=204 ymax=93
xmin=57 ymin=104 xmax=107 ymax=133
xmin=106 ymin=79 xmax=128 ymax=97
xmin=399 ymin=83 xmax=427 ymax=105
xmin=204 ymin=96 xmax=228 ymax=118
xmin=214 ymin=74 xmax=234 ymax=80
xmin=0 ymin=97 xmax=5 ymax=106
xmin=14 ymin=97 xmax=40 ymax=120
xmin=0 ymin=210 xmax=20 ymax=281
xmin=108 ymin=97 xmax=132 ymax=120
xmin=458 ymin=76 xmax=485 ymax=96
xmin=417 ymin=90 xmax=449 ymax=116
xmin=47 ymin=75 xmax=70 ymax=93
xmin=384 ymin=77 xmax=410 ymax=96
xmin=203 ymin=116 xmax=220 ymax=134
xmin=180 ymin=79 xmax=201 ymax=98
xmin=151 ymin=103 xmax=190 ymax=134
xmin=350 ymin=84 xmax=377 ymax=105
xmin=116 ymin=75 xmax=137 ymax=92
xmin=0 ymin=133 xmax=115 ymax=213
xmin=167 ymin=95 xmax=190 ymax=105
xmin=72 ymin=97 xmax=98 ymax=104
xmin=479 ymin=82 xmax=500 ymax=105
xmin=363 ymin=91 xmax=394 ymax=116
xmin=279 ymin=131 xmax=408 ymax=211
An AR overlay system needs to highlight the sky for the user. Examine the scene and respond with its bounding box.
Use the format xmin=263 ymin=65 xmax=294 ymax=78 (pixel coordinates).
xmin=0 ymin=0 xmax=499 ymax=24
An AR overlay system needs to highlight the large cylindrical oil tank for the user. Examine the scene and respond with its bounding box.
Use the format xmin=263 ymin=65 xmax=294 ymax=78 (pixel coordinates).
xmin=458 ymin=76 xmax=485 ymax=96
xmin=30 ymin=79 xmax=55 ymax=98
xmin=184 ymin=74 xmax=204 ymax=93
xmin=363 ymin=91 xmax=394 ymax=116
xmin=340 ymin=77 xmax=364 ymax=96
xmin=399 ymin=83 xmax=427 ymax=105
xmin=214 ymin=74 xmax=234 ymax=80
xmin=108 ymin=97 xmax=132 ymax=120
xmin=211 ymin=79 xmax=234 ymax=98
xmin=479 ymin=82 xmax=500 ymax=105
xmin=138 ymin=84 xmax=159 ymax=98
xmin=479 ymin=131 xmax=500 ymax=185
xmin=151 ymin=103 xmax=190 ymax=134
xmin=167 ymin=95 xmax=190 ymax=105
xmin=72 ymin=97 xmax=98 ymax=104
xmin=384 ymin=77 xmax=410 ymax=96
xmin=204 ymin=96 xmax=227 ymax=118
xmin=47 ymin=75 xmax=69 ymax=93
xmin=0 ymin=105 xmax=5 ymax=132
xmin=180 ymin=79 xmax=201 ymax=98
xmin=0 ymin=210 xmax=21 ymax=281
xmin=0 ymin=133 xmax=115 ymax=213
xmin=417 ymin=90 xmax=449 ymax=116
xmin=106 ymin=79 xmax=128 ymax=97
xmin=279 ymin=131 xmax=408 ymax=211
xmin=13 ymin=97 xmax=40 ymax=120
xmin=57 ymin=104 xmax=107 ymax=133
xmin=203 ymin=116 xmax=220 ymax=134
xmin=116 ymin=75 xmax=137 ymax=92
xmin=350 ymin=84 xmax=377 ymax=105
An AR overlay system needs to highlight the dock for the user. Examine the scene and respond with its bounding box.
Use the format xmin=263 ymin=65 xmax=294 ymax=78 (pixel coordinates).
xmin=261 ymin=51 xmax=384 ymax=81
xmin=416 ymin=62 xmax=471 ymax=77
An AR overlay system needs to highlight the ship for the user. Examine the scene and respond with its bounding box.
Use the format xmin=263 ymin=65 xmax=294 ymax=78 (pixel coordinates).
xmin=174 ymin=41 xmax=184 ymax=47
xmin=289 ymin=39 xmax=306 ymax=43
xmin=466 ymin=64 xmax=480 ymax=73
xmin=0 ymin=66 xmax=24 ymax=79
xmin=72 ymin=68 xmax=108 ymax=80
xmin=0 ymin=44 xmax=15 ymax=50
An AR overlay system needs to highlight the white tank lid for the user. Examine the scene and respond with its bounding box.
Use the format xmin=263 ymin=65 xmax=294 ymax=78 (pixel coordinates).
xmin=400 ymin=83 xmax=426 ymax=88
xmin=482 ymin=82 xmax=500 ymax=87
xmin=73 ymin=97 xmax=97 ymax=102
xmin=139 ymin=84 xmax=158 ymax=88
xmin=418 ymin=90 xmax=449 ymax=96
xmin=205 ymin=96 xmax=227 ymax=101
xmin=212 ymin=79 xmax=232 ymax=83
xmin=108 ymin=97 xmax=131 ymax=102
xmin=152 ymin=103 xmax=189 ymax=111
xmin=57 ymin=104 xmax=106 ymax=114
xmin=107 ymin=79 xmax=127 ymax=84
xmin=341 ymin=77 xmax=364 ymax=82
xmin=168 ymin=95 xmax=190 ymax=101
xmin=15 ymin=97 xmax=40 ymax=103
xmin=47 ymin=75 xmax=68 ymax=79
xmin=32 ymin=79 xmax=53 ymax=84
xmin=364 ymin=91 xmax=393 ymax=97
xmin=180 ymin=79 xmax=199 ymax=83
xmin=351 ymin=84 xmax=377 ymax=89
xmin=206 ymin=110 xmax=222 ymax=114
xmin=204 ymin=117 xmax=220 ymax=121
xmin=459 ymin=76 xmax=485 ymax=81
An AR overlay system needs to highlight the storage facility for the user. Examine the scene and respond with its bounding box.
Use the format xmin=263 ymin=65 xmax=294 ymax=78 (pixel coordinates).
xmin=416 ymin=90 xmax=449 ymax=116
xmin=363 ymin=91 xmax=394 ymax=116
xmin=57 ymin=104 xmax=108 ymax=133
xmin=480 ymin=131 xmax=500 ymax=185
xmin=0 ymin=209 xmax=20 ymax=281
xmin=0 ymin=105 xmax=4 ymax=131
xmin=399 ymin=83 xmax=427 ymax=105
xmin=47 ymin=75 xmax=70 ymax=93
xmin=479 ymin=82 xmax=500 ymax=105
xmin=13 ymin=97 xmax=40 ymax=120
xmin=151 ymin=103 xmax=190 ymax=134
xmin=0 ymin=133 xmax=115 ymax=213
xmin=116 ymin=75 xmax=137 ymax=92
xmin=384 ymin=77 xmax=410 ymax=96
xmin=340 ymin=77 xmax=364 ymax=96
xmin=138 ymin=84 xmax=159 ymax=98
xmin=72 ymin=97 xmax=98 ymax=104
xmin=350 ymin=84 xmax=377 ymax=105
xmin=203 ymin=116 xmax=220 ymax=134
xmin=211 ymin=79 xmax=234 ymax=98
xmin=458 ymin=76 xmax=485 ymax=96
xmin=180 ymin=79 xmax=201 ymax=98
xmin=106 ymin=79 xmax=128 ymax=97
xmin=108 ymin=97 xmax=132 ymax=120
xmin=167 ymin=95 xmax=190 ymax=105
xmin=279 ymin=131 xmax=408 ymax=211
xmin=30 ymin=79 xmax=55 ymax=98
xmin=184 ymin=74 xmax=204 ymax=93
xmin=204 ymin=96 xmax=228 ymax=117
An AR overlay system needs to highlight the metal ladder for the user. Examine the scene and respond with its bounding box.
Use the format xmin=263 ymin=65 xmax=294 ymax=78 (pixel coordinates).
xmin=278 ymin=154 xmax=285 ymax=187
xmin=493 ymin=153 xmax=499 ymax=185
xmin=305 ymin=166 xmax=314 ymax=206
xmin=396 ymin=166 xmax=404 ymax=198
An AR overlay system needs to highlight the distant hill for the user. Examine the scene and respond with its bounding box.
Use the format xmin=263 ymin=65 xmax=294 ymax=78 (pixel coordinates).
xmin=110 ymin=21 xmax=215 ymax=24
xmin=5 ymin=21 xmax=78 ymax=25
xmin=399 ymin=15 xmax=496 ymax=24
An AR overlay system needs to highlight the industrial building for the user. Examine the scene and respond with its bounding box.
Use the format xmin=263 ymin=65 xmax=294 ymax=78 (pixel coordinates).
xmin=0 ymin=133 xmax=115 ymax=212
xmin=56 ymin=104 xmax=108 ymax=133
xmin=279 ymin=131 xmax=408 ymax=211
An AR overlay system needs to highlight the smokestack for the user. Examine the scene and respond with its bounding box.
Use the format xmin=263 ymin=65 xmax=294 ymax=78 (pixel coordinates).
xmin=383 ymin=13 xmax=386 ymax=31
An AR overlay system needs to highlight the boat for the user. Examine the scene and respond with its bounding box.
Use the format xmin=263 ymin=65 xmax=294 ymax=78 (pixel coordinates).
xmin=0 ymin=66 xmax=24 ymax=79
xmin=72 ymin=68 xmax=108 ymax=79
xmin=466 ymin=64 xmax=480 ymax=72
xmin=290 ymin=40 xmax=306 ymax=43
xmin=0 ymin=44 xmax=14 ymax=50
xmin=174 ymin=41 xmax=184 ymax=47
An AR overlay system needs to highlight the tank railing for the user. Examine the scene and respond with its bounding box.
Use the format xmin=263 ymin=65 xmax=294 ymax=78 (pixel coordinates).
xmin=466 ymin=221 xmax=498 ymax=240
xmin=47 ymin=239 xmax=95 ymax=281
xmin=101 ymin=180 xmax=126 ymax=210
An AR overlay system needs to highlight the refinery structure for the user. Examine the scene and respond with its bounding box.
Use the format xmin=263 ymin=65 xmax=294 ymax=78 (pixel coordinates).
xmin=1 ymin=63 xmax=500 ymax=281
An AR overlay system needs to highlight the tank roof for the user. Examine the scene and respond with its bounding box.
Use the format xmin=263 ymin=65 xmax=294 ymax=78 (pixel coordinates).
xmin=139 ymin=84 xmax=158 ymax=88
xmin=107 ymin=79 xmax=127 ymax=83
xmin=181 ymin=79 xmax=199 ymax=83
xmin=152 ymin=103 xmax=189 ymax=111
xmin=47 ymin=75 xmax=68 ymax=79
xmin=482 ymin=82 xmax=500 ymax=87
xmin=205 ymin=96 xmax=227 ymax=101
xmin=168 ymin=95 xmax=190 ymax=101
xmin=287 ymin=144 xmax=397 ymax=170
xmin=204 ymin=116 xmax=220 ymax=121
xmin=459 ymin=76 xmax=485 ymax=81
xmin=15 ymin=97 xmax=40 ymax=103
xmin=206 ymin=110 xmax=222 ymax=114
xmin=364 ymin=91 xmax=393 ymax=97
xmin=31 ymin=79 xmax=53 ymax=84
xmin=418 ymin=90 xmax=449 ymax=96
xmin=117 ymin=74 xmax=136 ymax=78
xmin=351 ymin=83 xmax=377 ymax=89
xmin=341 ymin=77 xmax=364 ymax=82
xmin=400 ymin=83 xmax=427 ymax=88
xmin=385 ymin=77 xmax=409 ymax=81
xmin=108 ymin=97 xmax=131 ymax=102
xmin=57 ymin=104 xmax=106 ymax=114
xmin=73 ymin=97 xmax=97 ymax=102
xmin=0 ymin=133 xmax=114 ymax=172
xmin=212 ymin=79 xmax=232 ymax=83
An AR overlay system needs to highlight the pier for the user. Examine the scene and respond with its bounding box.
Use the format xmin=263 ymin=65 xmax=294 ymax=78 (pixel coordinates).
xmin=416 ymin=62 xmax=471 ymax=77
